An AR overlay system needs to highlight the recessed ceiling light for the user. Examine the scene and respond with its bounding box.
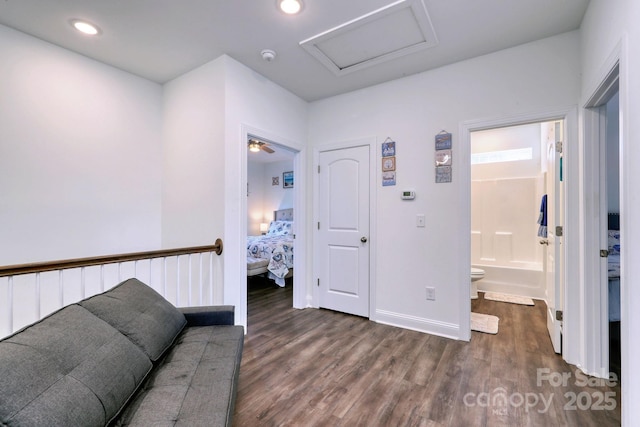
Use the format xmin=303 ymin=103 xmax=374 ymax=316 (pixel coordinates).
xmin=70 ymin=19 xmax=101 ymax=36
xmin=278 ymin=0 xmax=303 ymax=15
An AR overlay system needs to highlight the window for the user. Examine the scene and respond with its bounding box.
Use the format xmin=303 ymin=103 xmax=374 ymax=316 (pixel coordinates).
xmin=471 ymin=148 xmax=533 ymax=165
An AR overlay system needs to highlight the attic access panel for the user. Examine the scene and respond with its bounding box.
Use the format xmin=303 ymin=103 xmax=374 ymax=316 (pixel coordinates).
xmin=300 ymin=0 xmax=438 ymax=76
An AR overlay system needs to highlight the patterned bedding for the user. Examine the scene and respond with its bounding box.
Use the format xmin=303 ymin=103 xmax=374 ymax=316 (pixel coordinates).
xmin=608 ymin=230 xmax=620 ymax=279
xmin=608 ymin=229 xmax=621 ymax=322
xmin=247 ymin=220 xmax=293 ymax=287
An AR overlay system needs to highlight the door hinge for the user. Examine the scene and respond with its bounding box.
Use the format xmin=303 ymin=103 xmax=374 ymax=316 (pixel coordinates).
xmin=556 ymin=310 xmax=563 ymax=321
xmin=317 ymin=222 xmax=320 ymax=230
xmin=555 ymin=226 xmax=563 ymax=236
xmin=317 ymin=278 xmax=320 ymax=287
xmin=556 ymin=141 xmax=563 ymax=153
xmin=317 ymin=165 xmax=320 ymax=173
xmin=600 ymin=249 xmax=609 ymax=258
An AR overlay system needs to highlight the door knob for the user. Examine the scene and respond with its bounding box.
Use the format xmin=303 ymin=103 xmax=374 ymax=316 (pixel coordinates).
xmin=361 ymin=237 xmax=368 ymax=243
xmin=539 ymin=240 xmax=548 ymax=245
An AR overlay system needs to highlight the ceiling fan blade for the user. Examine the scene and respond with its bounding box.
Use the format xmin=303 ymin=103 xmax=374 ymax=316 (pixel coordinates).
xmin=262 ymin=145 xmax=275 ymax=153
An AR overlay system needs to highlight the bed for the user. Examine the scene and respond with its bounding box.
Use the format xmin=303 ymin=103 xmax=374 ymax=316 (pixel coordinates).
xmin=608 ymin=212 xmax=621 ymax=376
xmin=608 ymin=213 xmax=621 ymax=322
xmin=247 ymin=208 xmax=294 ymax=287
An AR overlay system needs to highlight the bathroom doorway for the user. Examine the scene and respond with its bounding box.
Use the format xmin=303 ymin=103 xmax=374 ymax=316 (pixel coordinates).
xmin=469 ymin=118 xmax=565 ymax=352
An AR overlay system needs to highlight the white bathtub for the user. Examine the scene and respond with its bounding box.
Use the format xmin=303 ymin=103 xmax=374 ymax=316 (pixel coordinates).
xmin=472 ymin=263 xmax=545 ymax=300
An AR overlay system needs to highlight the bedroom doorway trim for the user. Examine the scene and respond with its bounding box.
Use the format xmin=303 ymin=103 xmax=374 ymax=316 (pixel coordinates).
xmin=238 ymin=124 xmax=308 ymax=330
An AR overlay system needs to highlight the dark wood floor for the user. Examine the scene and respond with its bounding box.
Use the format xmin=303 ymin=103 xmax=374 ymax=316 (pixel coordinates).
xmin=233 ymin=279 xmax=621 ymax=426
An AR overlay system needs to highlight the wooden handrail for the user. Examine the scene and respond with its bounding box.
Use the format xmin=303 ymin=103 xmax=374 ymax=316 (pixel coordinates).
xmin=0 ymin=238 xmax=223 ymax=278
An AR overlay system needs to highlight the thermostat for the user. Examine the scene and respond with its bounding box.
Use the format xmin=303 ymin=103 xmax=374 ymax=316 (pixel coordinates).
xmin=401 ymin=190 xmax=415 ymax=200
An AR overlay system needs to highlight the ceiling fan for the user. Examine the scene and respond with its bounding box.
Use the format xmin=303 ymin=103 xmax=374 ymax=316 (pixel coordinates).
xmin=248 ymin=139 xmax=274 ymax=154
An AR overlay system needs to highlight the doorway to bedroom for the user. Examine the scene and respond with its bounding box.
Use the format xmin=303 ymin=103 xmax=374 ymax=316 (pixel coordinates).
xmin=246 ymin=135 xmax=297 ymax=318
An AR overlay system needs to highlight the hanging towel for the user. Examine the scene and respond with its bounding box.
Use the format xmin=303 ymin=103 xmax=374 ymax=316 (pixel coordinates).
xmin=537 ymin=194 xmax=548 ymax=238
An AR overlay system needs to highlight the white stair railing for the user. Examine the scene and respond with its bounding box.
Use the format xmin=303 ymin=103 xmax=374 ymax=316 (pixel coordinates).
xmin=0 ymin=239 xmax=223 ymax=339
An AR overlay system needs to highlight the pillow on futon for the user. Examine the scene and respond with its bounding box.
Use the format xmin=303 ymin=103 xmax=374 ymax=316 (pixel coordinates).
xmin=79 ymin=278 xmax=187 ymax=362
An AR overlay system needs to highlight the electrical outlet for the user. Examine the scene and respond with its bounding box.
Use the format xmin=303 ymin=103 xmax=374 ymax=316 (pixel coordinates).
xmin=426 ymin=287 xmax=436 ymax=301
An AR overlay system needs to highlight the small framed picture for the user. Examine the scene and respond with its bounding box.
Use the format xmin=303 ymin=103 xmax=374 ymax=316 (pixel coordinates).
xmin=436 ymin=166 xmax=452 ymax=183
xmin=272 ymin=176 xmax=279 ymax=186
xmin=382 ymin=157 xmax=396 ymax=172
xmin=283 ymin=171 xmax=294 ymax=188
xmin=435 ymin=149 xmax=452 ymax=166
xmin=382 ymin=140 xmax=396 ymax=157
xmin=435 ymin=132 xmax=452 ymax=150
xmin=382 ymin=171 xmax=396 ymax=186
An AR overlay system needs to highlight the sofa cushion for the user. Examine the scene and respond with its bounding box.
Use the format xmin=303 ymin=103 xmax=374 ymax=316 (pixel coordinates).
xmin=0 ymin=305 xmax=152 ymax=427
xmin=80 ymin=278 xmax=187 ymax=362
xmin=115 ymin=325 xmax=244 ymax=427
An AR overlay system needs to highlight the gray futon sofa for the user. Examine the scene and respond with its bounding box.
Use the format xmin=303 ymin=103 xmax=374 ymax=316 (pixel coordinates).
xmin=0 ymin=278 xmax=244 ymax=427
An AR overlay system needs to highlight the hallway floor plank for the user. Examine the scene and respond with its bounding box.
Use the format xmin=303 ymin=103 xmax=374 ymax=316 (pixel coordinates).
xmin=234 ymin=281 xmax=621 ymax=426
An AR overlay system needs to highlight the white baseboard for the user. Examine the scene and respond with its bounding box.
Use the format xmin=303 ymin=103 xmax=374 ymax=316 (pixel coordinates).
xmin=375 ymin=309 xmax=460 ymax=340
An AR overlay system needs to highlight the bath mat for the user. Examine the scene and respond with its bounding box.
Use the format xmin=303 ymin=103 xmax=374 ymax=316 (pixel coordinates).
xmin=484 ymin=292 xmax=534 ymax=306
xmin=471 ymin=312 xmax=499 ymax=334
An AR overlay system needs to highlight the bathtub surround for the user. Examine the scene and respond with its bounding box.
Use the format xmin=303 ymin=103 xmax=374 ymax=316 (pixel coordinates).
xmin=471 ymin=122 xmax=550 ymax=300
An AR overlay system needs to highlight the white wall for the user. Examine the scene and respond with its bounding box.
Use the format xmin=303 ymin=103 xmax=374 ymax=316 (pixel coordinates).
xmin=161 ymin=58 xmax=226 ymax=248
xmin=263 ymin=160 xmax=294 ymax=217
xmin=247 ymin=159 xmax=294 ymax=236
xmin=222 ymin=56 xmax=308 ymax=328
xmin=606 ymin=92 xmax=620 ymax=212
xmin=581 ymin=0 xmax=640 ymax=423
xmin=0 ymin=24 xmax=163 ymax=265
xmin=308 ymin=31 xmax=581 ymax=338
xmin=247 ymin=162 xmax=265 ymax=236
xmin=161 ymin=57 xmax=227 ymax=303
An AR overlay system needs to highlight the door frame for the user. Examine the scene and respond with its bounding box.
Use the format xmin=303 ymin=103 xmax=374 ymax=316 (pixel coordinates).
xmin=583 ymin=59 xmax=620 ymax=378
xmin=312 ymin=137 xmax=377 ymax=320
xmin=236 ymin=124 xmax=308 ymax=331
xmin=459 ymin=107 xmax=578 ymax=345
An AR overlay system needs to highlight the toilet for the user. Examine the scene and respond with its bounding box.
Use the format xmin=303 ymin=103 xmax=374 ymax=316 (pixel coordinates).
xmin=470 ymin=267 xmax=485 ymax=299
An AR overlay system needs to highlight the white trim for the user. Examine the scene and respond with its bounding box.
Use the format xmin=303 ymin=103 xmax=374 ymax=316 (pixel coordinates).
xmin=580 ymin=40 xmax=623 ymax=380
xmin=312 ymin=136 xmax=377 ymax=318
xmin=579 ymin=108 xmax=609 ymax=377
xmin=460 ymin=107 xmax=578 ymax=348
xmin=231 ymin=124 xmax=307 ymax=331
xmin=617 ymin=33 xmax=635 ymax=427
xmin=580 ymin=106 xmax=609 ymax=377
xmin=375 ymin=309 xmax=459 ymax=340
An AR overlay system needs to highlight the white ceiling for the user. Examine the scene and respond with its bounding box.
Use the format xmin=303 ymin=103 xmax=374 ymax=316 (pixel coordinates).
xmin=248 ymin=148 xmax=295 ymax=164
xmin=0 ymin=0 xmax=590 ymax=101
xmin=248 ymin=142 xmax=296 ymax=165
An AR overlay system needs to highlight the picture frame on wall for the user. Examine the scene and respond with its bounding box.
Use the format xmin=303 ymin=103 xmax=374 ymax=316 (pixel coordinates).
xmin=283 ymin=171 xmax=294 ymax=188
xmin=382 ymin=157 xmax=396 ymax=171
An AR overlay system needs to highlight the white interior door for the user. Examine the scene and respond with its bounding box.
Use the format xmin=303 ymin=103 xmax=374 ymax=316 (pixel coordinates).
xmin=545 ymin=120 xmax=564 ymax=354
xmin=317 ymin=145 xmax=370 ymax=317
